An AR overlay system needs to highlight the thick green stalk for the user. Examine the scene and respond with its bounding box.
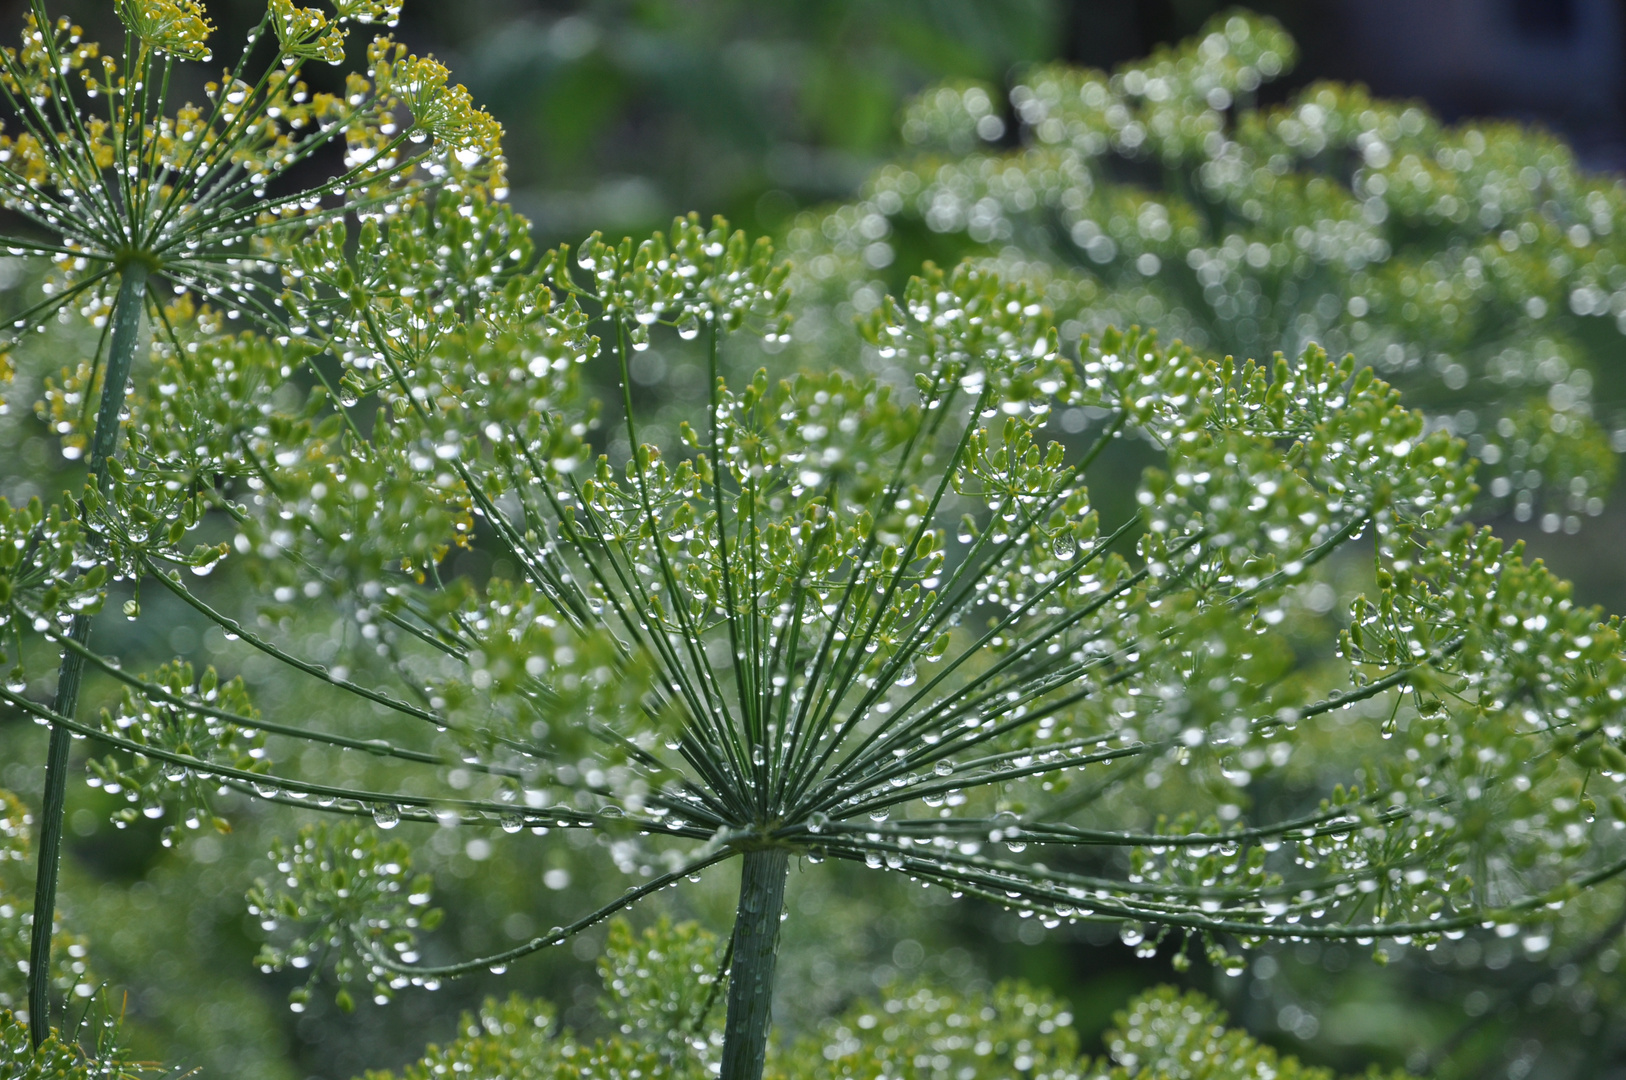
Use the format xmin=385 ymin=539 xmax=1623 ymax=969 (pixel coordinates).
xmin=27 ymin=263 xmax=148 ymax=1047
xmin=719 ymin=849 xmax=789 ymax=1080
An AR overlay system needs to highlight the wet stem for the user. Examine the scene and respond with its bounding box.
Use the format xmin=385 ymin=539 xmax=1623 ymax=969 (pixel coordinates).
xmin=719 ymin=848 xmax=789 ymax=1080
xmin=27 ymin=261 xmax=149 ymax=1047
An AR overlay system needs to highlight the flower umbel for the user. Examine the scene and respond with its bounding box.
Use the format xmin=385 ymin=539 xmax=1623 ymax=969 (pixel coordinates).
xmin=115 ymin=0 xmax=214 ymax=61
xmin=0 ymin=0 xmax=501 ymax=371
xmin=7 ymin=211 xmax=1614 ymax=1055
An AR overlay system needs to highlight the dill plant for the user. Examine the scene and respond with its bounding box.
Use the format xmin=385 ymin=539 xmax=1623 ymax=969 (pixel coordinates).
xmin=0 ymin=12 xmax=1623 ymax=1080
xmin=0 ymin=1010 xmax=176 ymax=1080
xmin=793 ymin=11 xmax=1623 ymax=527
xmin=5 ymin=189 xmax=1626 ymax=1079
xmin=0 ymin=0 xmax=501 ymax=1046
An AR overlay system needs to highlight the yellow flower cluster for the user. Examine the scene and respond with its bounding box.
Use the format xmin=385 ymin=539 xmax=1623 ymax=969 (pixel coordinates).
xmin=116 ymin=0 xmax=213 ymax=61
xmin=269 ymin=0 xmax=344 ymax=63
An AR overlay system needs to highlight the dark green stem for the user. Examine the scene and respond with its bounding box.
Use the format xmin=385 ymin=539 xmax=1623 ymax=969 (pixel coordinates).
xmin=719 ymin=849 xmax=789 ymax=1080
xmin=28 ymin=263 xmax=147 ymax=1047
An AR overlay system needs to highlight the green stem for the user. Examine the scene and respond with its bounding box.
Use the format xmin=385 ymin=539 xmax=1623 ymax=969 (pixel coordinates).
xmin=27 ymin=263 xmax=147 ymax=1047
xmin=719 ymin=849 xmax=789 ymax=1080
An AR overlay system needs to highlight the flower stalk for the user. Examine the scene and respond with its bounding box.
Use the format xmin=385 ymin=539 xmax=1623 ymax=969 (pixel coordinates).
xmin=26 ymin=263 xmax=146 ymax=1046
xmin=719 ymin=849 xmax=789 ymax=1080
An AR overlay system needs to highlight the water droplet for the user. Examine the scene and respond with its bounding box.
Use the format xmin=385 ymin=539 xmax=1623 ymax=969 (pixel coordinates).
xmin=677 ymin=312 xmax=700 ymax=340
xmin=934 ymin=761 xmax=954 ymax=776
xmin=807 ymin=811 xmax=828 ymax=834
xmin=1053 ymin=532 xmax=1076 ymax=559
xmin=500 ymin=814 xmax=524 ymax=833
xmin=896 ymin=663 xmax=918 ymax=687
xmin=373 ymin=805 xmax=401 ymax=829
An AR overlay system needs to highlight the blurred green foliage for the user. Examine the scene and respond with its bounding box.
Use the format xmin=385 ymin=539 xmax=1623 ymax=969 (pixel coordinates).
xmin=364 ymin=917 xmax=1407 ymax=1080
xmin=0 ymin=791 xmax=93 ymax=1020
xmin=442 ymin=0 xmax=1059 ymax=238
